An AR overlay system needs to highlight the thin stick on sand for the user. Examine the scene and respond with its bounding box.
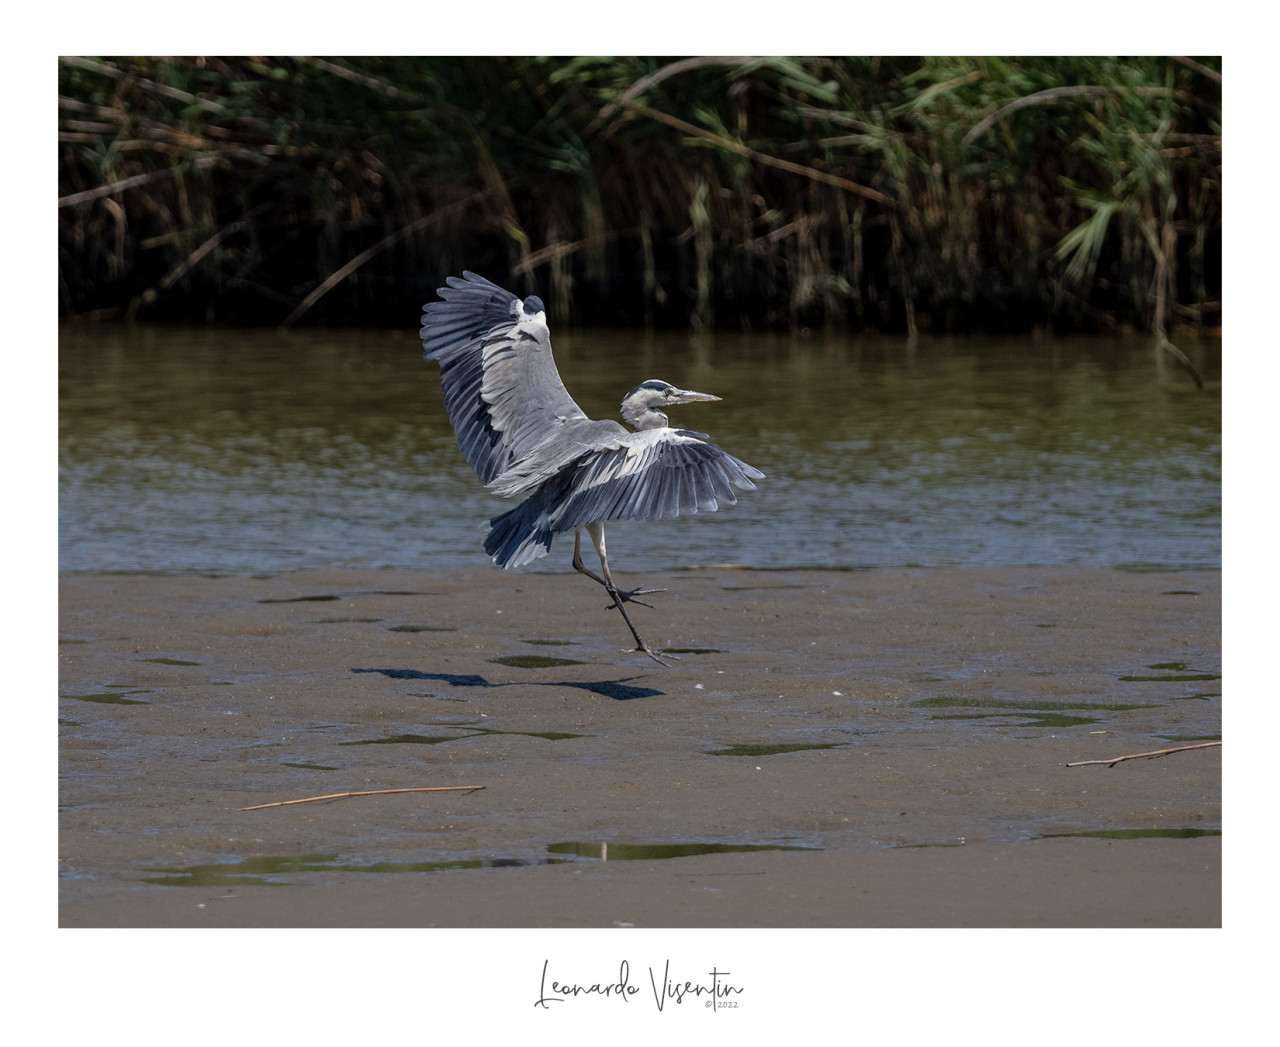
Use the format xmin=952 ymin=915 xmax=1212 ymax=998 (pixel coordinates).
xmin=240 ymin=786 xmax=485 ymax=811
xmin=1066 ymin=741 xmax=1221 ymax=768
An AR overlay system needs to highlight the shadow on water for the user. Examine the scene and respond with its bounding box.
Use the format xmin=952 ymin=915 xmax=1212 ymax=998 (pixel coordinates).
xmin=340 ymin=726 xmax=587 ymax=745
xmin=351 ymin=667 xmax=664 ymax=701
xmin=489 ymin=655 xmax=586 ymax=668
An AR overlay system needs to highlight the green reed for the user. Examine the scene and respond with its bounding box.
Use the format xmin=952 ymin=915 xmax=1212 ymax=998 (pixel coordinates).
xmin=58 ymin=56 xmax=1220 ymax=339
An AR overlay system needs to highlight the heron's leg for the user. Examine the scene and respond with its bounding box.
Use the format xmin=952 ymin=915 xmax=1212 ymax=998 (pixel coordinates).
xmin=571 ymin=528 xmax=609 ymax=587
xmin=571 ymin=528 xmax=665 ymax=607
xmin=584 ymin=523 xmax=677 ymax=666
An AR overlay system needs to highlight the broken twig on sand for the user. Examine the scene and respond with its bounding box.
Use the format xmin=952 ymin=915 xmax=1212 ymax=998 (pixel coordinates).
xmin=1066 ymin=741 xmax=1220 ymax=768
xmin=240 ymin=786 xmax=485 ymax=811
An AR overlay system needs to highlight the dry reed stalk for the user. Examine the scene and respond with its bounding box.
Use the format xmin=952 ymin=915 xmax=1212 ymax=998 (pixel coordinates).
xmin=58 ymin=157 xmax=219 ymax=208
xmin=1066 ymin=742 xmax=1221 ymax=768
xmin=278 ymin=188 xmax=500 ymax=330
xmin=963 ymin=85 xmax=1178 ymax=146
xmin=511 ymin=234 xmax=615 ymax=277
xmin=625 ymin=103 xmax=898 ymax=208
xmin=592 ymin=56 xmax=757 ymax=127
xmin=241 ymin=786 xmax=486 ymax=811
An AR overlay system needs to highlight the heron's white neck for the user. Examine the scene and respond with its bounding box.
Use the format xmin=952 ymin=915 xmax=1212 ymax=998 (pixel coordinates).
xmin=621 ymin=402 xmax=669 ymax=431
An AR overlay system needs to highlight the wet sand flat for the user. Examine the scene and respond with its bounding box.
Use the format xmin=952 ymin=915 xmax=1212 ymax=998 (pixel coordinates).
xmin=58 ymin=565 xmax=1221 ymax=927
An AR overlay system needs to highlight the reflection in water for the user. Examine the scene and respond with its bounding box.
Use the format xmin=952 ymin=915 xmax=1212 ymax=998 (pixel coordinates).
xmin=141 ymin=852 xmax=570 ymax=886
xmin=59 ymin=325 xmax=1220 ymax=574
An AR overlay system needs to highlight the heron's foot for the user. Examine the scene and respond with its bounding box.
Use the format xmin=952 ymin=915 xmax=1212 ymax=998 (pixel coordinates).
xmin=633 ymin=643 xmax=680 ymax=667
xmin=604 ymin=585 xmax=668 ymax=610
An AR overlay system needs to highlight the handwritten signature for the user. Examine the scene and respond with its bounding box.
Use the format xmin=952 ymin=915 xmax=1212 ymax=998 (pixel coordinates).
xmin=535 ymin=959 xmax=743 ymax=1011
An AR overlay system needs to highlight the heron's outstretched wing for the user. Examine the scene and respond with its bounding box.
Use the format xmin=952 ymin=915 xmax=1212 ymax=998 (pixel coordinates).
xmin=484 ymin=416 xmax=628 ymax=498
xmin=483 ymin=429 xmax=763 ymax=569
xmin=549 ymin=428 xmax=765 ymax=531
xmin=420 ymin=271 xmax=590 ymax=485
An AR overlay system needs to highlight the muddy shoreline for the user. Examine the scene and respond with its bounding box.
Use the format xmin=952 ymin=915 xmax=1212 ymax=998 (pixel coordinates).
xmin=59 ymin=564 xmax=1221 ymax=927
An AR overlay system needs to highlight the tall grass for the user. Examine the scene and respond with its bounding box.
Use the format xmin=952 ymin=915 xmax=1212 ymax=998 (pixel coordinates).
xmin=58 ymin=56 xmax=1220 ymax=340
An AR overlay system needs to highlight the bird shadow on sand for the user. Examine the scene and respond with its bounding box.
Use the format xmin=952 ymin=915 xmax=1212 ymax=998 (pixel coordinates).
xmin=351 ymin=667 xmax=664 ymax=702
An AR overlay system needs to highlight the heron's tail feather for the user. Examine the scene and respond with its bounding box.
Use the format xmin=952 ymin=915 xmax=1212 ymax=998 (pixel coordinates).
xmin=484 ymin=497 xmax=554 ymax=570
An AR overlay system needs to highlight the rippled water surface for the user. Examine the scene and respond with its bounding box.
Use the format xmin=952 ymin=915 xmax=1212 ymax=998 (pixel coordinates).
xmin=59 ymin=324 xmax=1220 ymax=575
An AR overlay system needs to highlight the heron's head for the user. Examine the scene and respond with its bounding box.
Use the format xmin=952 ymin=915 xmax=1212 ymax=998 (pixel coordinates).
xmin=620 ymin=379 xmax=721 ymax=431
xmin=521 ymin=295 xmax=545 ymax=317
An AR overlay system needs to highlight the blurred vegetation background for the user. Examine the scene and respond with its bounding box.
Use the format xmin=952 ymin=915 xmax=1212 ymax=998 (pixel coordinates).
xmin=58 ymin=55 xmax=1221 ymax=340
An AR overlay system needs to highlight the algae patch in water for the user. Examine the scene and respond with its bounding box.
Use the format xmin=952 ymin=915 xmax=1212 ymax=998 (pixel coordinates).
xmin=914 ymin=695 xmax=1147 ymax=728
xmin=341 ymin=726 xmax=586 ymax=745
xmin=340 ymin=733 xmax=464 ymax=746
xmin=703 ymin=742 xmax=847 ymax=757
xmin=64 ymin=691 xmax=151 ymax=705
xmin=489 ymin=655 xmax=585 ymax=668
xmin=1156 ymin=733 xmax=1221 ymax=743
xmin=1038 ymin=827 xmax=1219 ymax=841
xmin=547 ymin=841 xmax=820 ymax=861
xmin=915 ymin=696 xmax=1147 ymax=712
xmin=1118 ymin=672 xmax=1220 ymax=682
xmin=466 ymin=727 xmax=587 ymax=741
xmin=143 ymin=853 xmax=346 ymax=886
xmin=142 ymin=852 xmax=568 ymax=886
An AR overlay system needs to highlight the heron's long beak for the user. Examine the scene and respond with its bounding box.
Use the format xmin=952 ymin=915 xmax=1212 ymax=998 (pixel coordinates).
xmin=669 ymin=388 xmax=721 ymax=404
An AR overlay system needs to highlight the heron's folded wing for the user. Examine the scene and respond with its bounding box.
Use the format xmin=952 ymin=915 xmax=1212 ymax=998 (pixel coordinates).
xmin=547 ymin=428 xmax=764 ymax=531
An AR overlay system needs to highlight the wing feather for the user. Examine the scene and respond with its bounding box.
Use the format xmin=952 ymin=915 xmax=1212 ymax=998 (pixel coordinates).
xmin=421 ymin=271 xmax=590 ymax=486
xmin=546 ymin=428 xmax=764 ymax=534
xmin=480 ymin=426 xmax=764 ymax=569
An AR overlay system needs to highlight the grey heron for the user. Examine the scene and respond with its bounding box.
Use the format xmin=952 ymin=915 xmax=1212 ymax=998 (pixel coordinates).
xmin=420 ymin=271 xmax=763 ymax=664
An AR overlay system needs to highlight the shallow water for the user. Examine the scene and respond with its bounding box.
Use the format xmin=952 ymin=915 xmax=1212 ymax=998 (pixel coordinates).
xmin=59 ymin=324 xmax=1220 ymax=575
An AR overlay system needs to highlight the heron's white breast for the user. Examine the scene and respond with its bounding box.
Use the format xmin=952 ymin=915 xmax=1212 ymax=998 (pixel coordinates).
xmin=616 ymin=428 xmax=691 ymax=475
